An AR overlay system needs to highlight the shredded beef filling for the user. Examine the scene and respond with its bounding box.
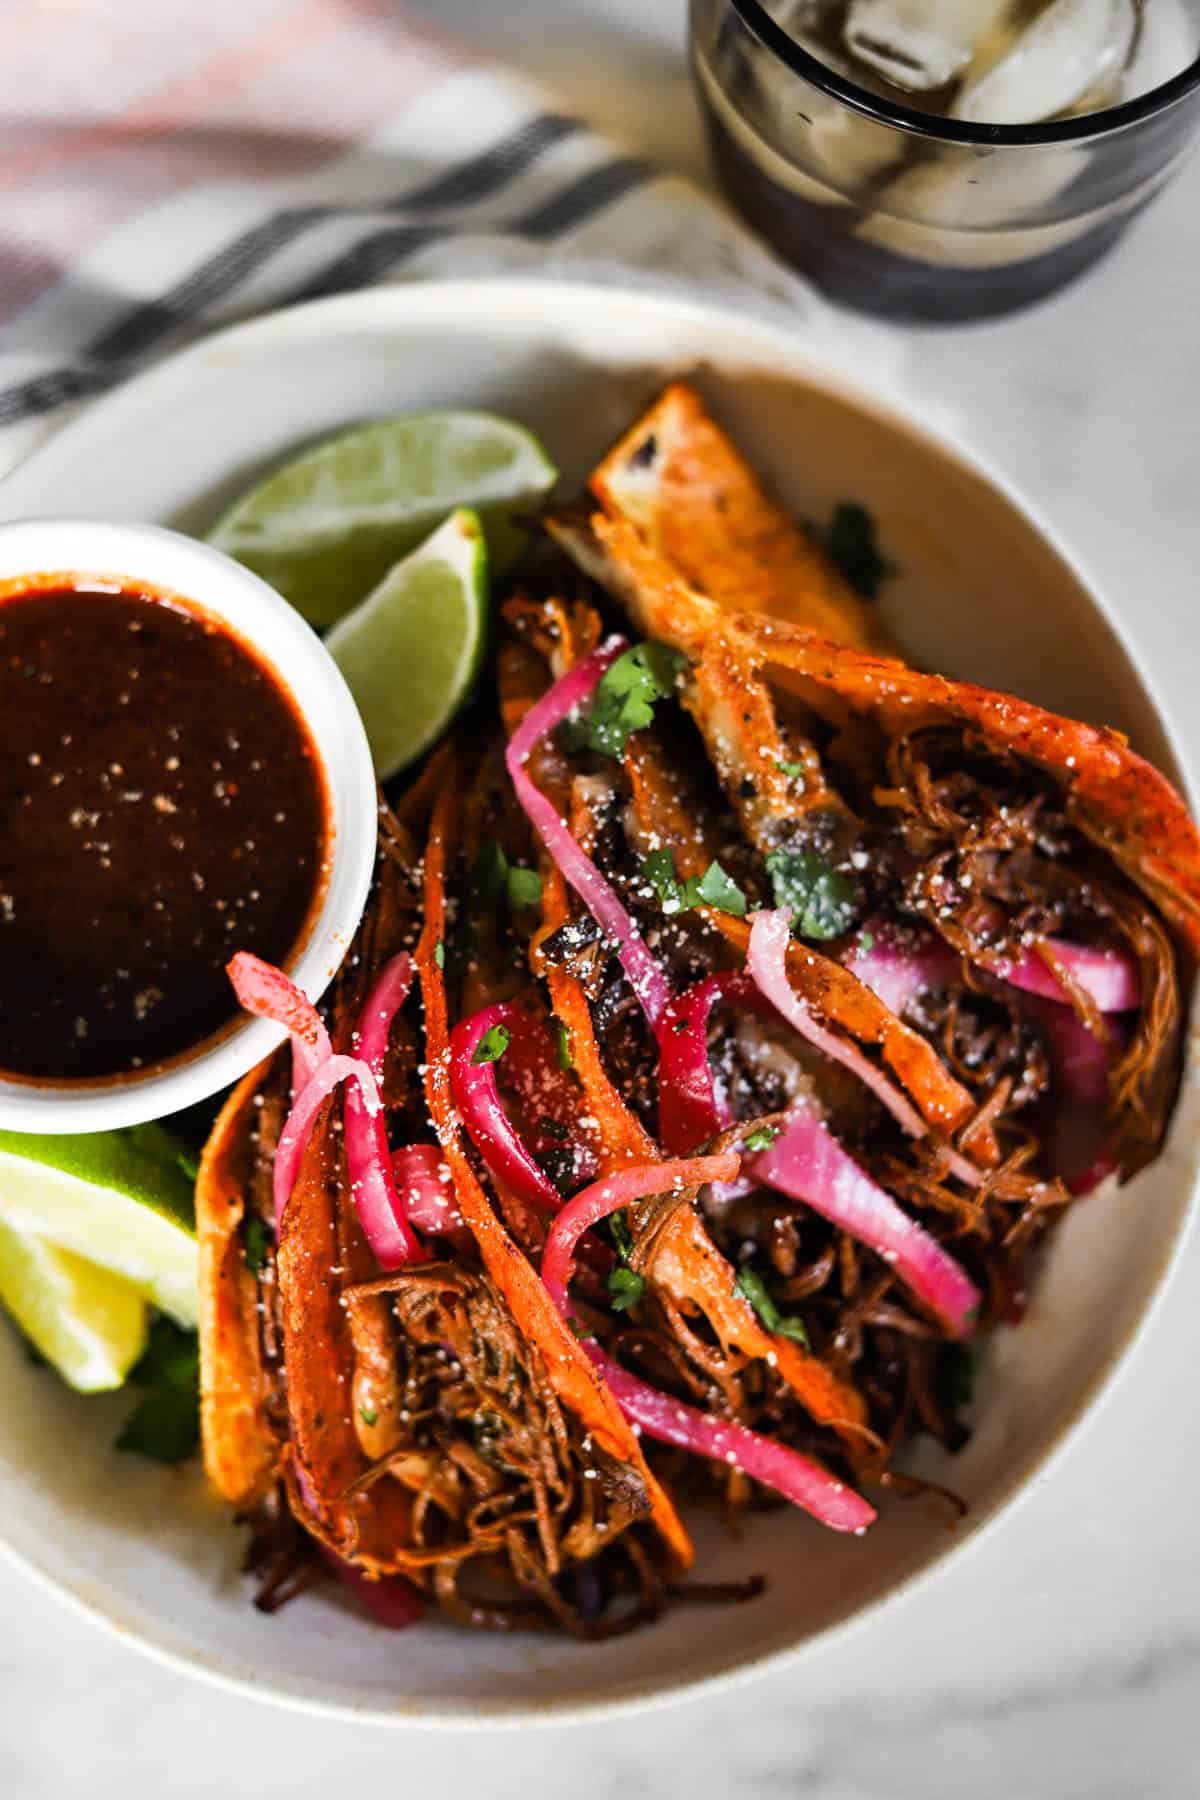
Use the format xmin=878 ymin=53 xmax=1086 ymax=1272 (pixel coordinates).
xmin=338 ymin=1261 xmax=664 ymax=1636
xmin=875 ymin=725 xmax=1182 ymax=1171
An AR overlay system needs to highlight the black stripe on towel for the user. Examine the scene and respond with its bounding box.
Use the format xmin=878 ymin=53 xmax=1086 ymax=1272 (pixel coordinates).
xmin=0 ymin=113 xmax=585 ymax=426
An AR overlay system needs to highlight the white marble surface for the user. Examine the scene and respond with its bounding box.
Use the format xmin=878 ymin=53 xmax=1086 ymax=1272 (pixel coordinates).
xmin=4 ymin=2 xmax=1200 ymax=1794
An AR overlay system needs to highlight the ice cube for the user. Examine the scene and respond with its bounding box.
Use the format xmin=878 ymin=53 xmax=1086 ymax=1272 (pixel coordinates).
xmin=953 ymin=0 xmax=1138 ymax=123
xmin=1123 ymin=0 xmax=1200 ymax=100
xmin=809 ymin=103 xmax=905 ymax=185
xmin=854 ymin=145 xmax=1091 ymax=266
xmin=843 ymin=0 xmax=1012 ymax=92
xmin=754 ymin=6 xmax=906 ymax=188
xmin=765 ymin=0 xmax=840 ymax=29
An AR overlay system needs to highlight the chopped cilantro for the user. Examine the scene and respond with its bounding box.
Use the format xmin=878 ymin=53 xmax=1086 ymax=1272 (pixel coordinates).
xmin=469 ymin=842 xmax=541 ymax=917
xmin=359 ymin=1403 xmax=379 ymax=1427
xmin=609 ymin=1209 xmax=634 ymax=1262
xmin=742 ymin=1125 xmax=780 ymax=1153
xmin=671 ymin=1015 xmax=689 ymax=1035
xmin=734 ymin=1268 xmax=810 ymax=1348
xmin=554 ymin=1020 xmax=573 ymax=1071
xmin=694 ymin=861 xmax=748 ymax=917
xmin=470 ymin=840 xmax=509 ymax=910
xmin=567 ymin=1315 xmax=593 ymax=1340
xmin=506 ymin=864 xmax=542 ymax=910
xmin=243 ymin=1215 xmax=271 ymax=1275
xmin=607 ymin=1266 xmax=646 ymax=1313
xmin=606 ymin=1211 xmax=646 ymax=1309
xmin=434 ymin=938 xmax=445 ymax=970
xmin=641 ymin=847 xmax=691 ymax=915
xmin=822 ymin=502 xmax=893 ymax=600
xmin=641 ymin=849 xmax=746 ymax=919
xmin=765 ymin=848 xmax=860 ymax=940
xmin=562 ymin=641 xmax=687 ymax=759
xmin=471 ymin=1023 xmax=511 ymax=1065
xmin=857 ymin=929 xmax=876 ymax=955
xmin=115 ymin=1317 xmax=200 ymax=1464
xmin=776 ymin=760 xmax=808 ymax=784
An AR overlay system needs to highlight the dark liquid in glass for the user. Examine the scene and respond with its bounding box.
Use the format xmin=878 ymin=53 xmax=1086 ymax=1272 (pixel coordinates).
xmin=699 ymin=93 xmax=1133 ymax=322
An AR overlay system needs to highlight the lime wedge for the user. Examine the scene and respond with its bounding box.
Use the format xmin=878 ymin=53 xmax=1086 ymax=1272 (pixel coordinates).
xmin=208 ymin=411 xmax=555 ymax=626
xmin=325 ymin=507 xmax=488 ymax=779
xmin=0 ymin=1217 xmax=148 ymax=1392
xmin=0 ymin=1123 xmax=197 ymax=1327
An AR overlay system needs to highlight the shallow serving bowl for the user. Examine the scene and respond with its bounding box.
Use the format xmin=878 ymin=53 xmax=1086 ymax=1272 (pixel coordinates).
xmin=0 ymin=280 xmax=1195 ymax=1723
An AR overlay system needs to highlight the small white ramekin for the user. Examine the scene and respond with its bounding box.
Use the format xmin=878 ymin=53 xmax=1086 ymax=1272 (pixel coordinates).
xmin=0 ymin=518 xmax=377 ymax=1133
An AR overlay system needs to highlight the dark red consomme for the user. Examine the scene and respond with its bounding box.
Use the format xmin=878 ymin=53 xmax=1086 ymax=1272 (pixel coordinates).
xmin=0 ymin=580 xmax=328 ymax=1082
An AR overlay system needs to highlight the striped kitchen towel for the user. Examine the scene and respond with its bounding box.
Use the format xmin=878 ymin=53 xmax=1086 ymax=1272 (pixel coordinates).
xmin=0 ymin=0 xmax=885 ymax=478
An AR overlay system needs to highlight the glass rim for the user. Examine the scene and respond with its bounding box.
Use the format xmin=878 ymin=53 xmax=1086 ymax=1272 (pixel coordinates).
xmin=724 ymin=0 xmax=1200 ymax=146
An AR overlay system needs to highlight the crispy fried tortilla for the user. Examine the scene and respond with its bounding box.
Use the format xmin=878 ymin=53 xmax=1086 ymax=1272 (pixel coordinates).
xmin=591 ymin=382 xmax=896 ymax=656
xmin=732 ymin=615 xmax=1200 ymax=959
xmin=196 ymin=1058 xmax=281 ymax=1510
xmin=557 ymin=407 xmax=1196 ymax=1180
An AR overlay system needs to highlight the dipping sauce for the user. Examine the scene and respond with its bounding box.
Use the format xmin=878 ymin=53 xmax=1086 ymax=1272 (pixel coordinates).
xmin=0 ymin=582 xmax=328 ymax=1082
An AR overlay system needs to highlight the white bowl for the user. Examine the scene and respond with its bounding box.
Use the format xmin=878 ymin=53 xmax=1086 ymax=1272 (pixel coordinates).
xmin=0 ymin=281 xmax=1194 ymax=1722
xmin=0 ymin=518 xmax=377 ymax=1133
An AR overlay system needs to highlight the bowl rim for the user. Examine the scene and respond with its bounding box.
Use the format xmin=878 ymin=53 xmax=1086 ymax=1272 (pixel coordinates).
xmin=0 ymin=275 xmax=1194 ymax=1725
xmin=0 ymin=516 xmax=377 ymax=1134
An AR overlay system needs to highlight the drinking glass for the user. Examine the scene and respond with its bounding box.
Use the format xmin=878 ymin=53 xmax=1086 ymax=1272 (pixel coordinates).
xmin=690 ymin=0 xmax=1200 ymax=320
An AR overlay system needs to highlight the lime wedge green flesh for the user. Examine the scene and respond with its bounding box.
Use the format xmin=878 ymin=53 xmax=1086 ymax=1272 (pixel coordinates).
xmin=0 ymin=1124 xmax=197 ymax=1327
xmin=208 ymin=410 xmax=555 ymax=626
xmin=326 ymin=507 xmax=489 ymax=780
xmin=0 ymin=1216 xmax=148 ymax=1392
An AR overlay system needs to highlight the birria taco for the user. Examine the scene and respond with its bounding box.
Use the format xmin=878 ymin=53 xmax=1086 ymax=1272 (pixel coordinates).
xmin=197 ymin=383 xmax=1197 ymax=1637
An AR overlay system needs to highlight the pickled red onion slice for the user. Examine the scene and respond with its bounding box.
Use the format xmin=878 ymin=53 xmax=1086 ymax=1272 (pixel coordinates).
xmin=540 ymin=1155 xmax=740 ymax=1311
xmin=658 ymin=964 xmax=985 ymax=1317
xmin=845 ymin=913 xmax=1138 ymax=1017
xmin=1027 ymin=995 xmax=1119 ymax=1195
xmin=323 ymin=1556 xmax=424 ymax=1629
xmin=345 ymin=954 xmax=422 ymax=1266
xmin=750 ymin=1103 xmax=981 ymax=1339
xmin=657 ymin=972 xmax=762 ymax=1153
xmin=842 ymin=914 xmax=1130 ymax=1190
xmin=449 ymin=1002 xmax=563 ymax=1215
xmin=845 ymin=920 xmax=957 ymax=1016
xmin=233 ymin=948 xmax=422 ymax=1265
xmin=353 ymin=953 xmax=416 ymax=1076
xmin=537 ymin=1157 xmax=876 ymax=1534
xmin=747 ymin=910 xmax=929 ymax=1140
xmin=227 ymin=950 xmax=331 ymax=1092
xmin=273 ymin=1052 xmax=375 ymax=1230
xmin=1031 ymin=997 xmax=1111 ymax=1106
xmin=505 ymin=637 xmax=673 ymax=1029
xmin=592 ymin=1349 xmax=875 ymax=1534
xmin=390 ymin=1144 xmax=465 ymax=1236
xmin=990 ymin=939 xmax=1139 ymax=1013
